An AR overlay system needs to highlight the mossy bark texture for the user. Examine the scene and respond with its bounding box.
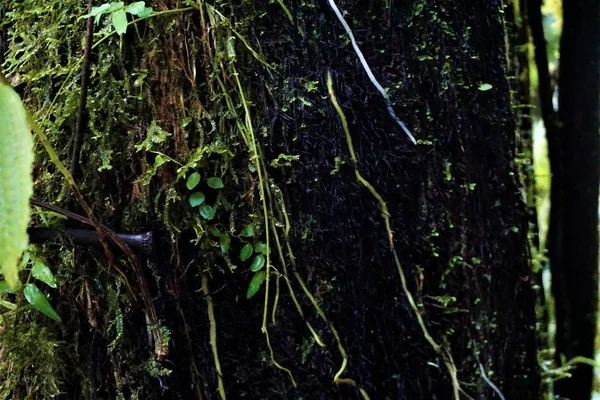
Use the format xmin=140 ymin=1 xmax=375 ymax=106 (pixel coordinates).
xmin=1 ymin=0 xmax=539 ymax=399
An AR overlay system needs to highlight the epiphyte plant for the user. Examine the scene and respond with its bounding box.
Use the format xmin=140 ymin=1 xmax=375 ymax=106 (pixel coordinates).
xmin=84 ymin=1 xmax=153 ymax=35
xmin=185 ymin=172 xmax=268 ymax=299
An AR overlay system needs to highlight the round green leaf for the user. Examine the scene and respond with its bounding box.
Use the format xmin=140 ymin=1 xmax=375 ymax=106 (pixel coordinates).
xmin=138 ymin=7 xmax=153 ymax=18
xmin=0 ymin=79 xmax=34 ymax=290
xmin=240 ymin=243 xmax=253 ymax=261
xmin=207 ymin=176 xmax=224 ymax=189
xmin=23 ymin=283 xmax=61 ymax=322
xmin=210 ymin=227 xmax=222 ymax=238
xmin=220 ymin=233 xmax=231 ymax=254
xmin=250 ymin=254 xmax=266 ymax=272
xmin=246 ymin=270 xmax=266 ymax=299
xmin=186 ymin=172 xmax=201 ymax=190
xmin=478 ymin=83 xmax=493 ymax=91
xmin=188 ymin=191 xmax=206 ymax=207
xmin=240 ymin=224 xmax=255 ymax=237
xmin=254 ymin=242 xmax=268 ymax=255
xmin=199 ymin=204 xmax=216 ymax=220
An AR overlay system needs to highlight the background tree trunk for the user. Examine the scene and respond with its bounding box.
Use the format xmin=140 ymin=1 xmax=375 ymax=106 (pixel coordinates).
xmin=0 ymin=0 xmax=539 ymax=399
xmin=551 ymin=0 xmax=600 ymax=398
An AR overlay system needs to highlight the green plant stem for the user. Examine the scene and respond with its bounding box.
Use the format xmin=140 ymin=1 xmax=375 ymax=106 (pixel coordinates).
xmin=327 ymin=72 xmax=461 ymax=399
xmin=202 ymin=274 xmax=227 ymax=400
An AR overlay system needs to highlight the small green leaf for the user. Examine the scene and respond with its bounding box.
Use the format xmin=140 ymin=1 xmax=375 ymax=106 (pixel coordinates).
xmin=240 ymin=244 xmax=253 ymax=261
xmin=186 ymin=172 xmax=201 ymax=190
xmin=220 ymin=233 xmax=231 ymax=254
xmin=0 ymin=77 xmax=34 ymax=290
xmin=23 ymin=283 xmax=61 ymax=322
xmin=31 ymin=259 xmax=57 ymax=288
xmin=111 ymin=9 xmax=128 ymax=35
xmin=254 ymin=242 xmax=268 ymax=255
xmin=188 ymin=191 xmax=206 ymax=207
xmin=107 ymin=1 xmax=125 ymax=11
xmin=86 ymin=3 xmax=111 ymax=19
xmin=207 ymin=177 xmax=224 ymax=189
xmin=0 ymin=299 xmax=17 ymax=311
xmin=138 ymin=7 xmax=153 ymax=18
xmin=246 ymin=270 xmax=266 ymax=299
xmin=478 ymin=83 xmax=493 ymax=91
xmin=199 ymin=204 xmax=216 ymax=220
xmin=210 ymin=227 xmax=222 ymax=238
xmin=250 ymin=254 xmax=265 ymax=272
xmin=240 ymin=224 xmax=254 ymax=237
xmin=125 ymin=1 xmax=146 ymax=15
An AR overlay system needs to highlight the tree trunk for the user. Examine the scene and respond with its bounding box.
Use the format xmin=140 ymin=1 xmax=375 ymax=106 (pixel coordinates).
xmin=0 ymin=0 xmax=539 ymax=399
xmin=551 ymin=0 xmax=600 ymax=398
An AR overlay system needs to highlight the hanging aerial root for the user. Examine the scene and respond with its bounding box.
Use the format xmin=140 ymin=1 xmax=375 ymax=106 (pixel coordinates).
xmin=227 ymin=63 xmax=297 ymax=386
xmin=202 ymin=274 xmax=227 ymax=400
xmin=264 ymin=175 xmax=370 ymax=398
xmin=270 ymin=219 xmax=327 ymax=347
xmin=327 ymin=72 xmax=462 ymax=400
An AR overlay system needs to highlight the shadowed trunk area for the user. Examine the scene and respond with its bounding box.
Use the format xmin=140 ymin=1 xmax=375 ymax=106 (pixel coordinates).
xmin=551 ymin=0 xmax=600 ymax=398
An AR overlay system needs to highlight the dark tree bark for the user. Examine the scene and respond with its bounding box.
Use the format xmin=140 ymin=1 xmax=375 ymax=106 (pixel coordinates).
xmin=551 ymin=0 xmax=600 ymax=398
xmin=0 ymin=0 xmax=539 ymax=399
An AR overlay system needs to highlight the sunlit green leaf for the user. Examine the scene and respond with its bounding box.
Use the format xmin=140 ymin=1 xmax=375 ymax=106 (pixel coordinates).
xmin=0 ymin=78 xmax=34 ymax=290
xmin=125 ymin=1 xmax=146 ymax=15
xmin=31 ymin=258 xmax=57 ymax=288
xmin=250 ymin=254 xmax=265 ymax=272
xmin=188 ymin=191 xmax=205 ymax=207
xmin=246 ymin=270 xmax=266 ymax=299
xmin=87 ymin=3 xmax=110 ymax=19
xmin=199 ymin=204 xmax=216 ymax=220
xmin=240 ymin=224 xmax=254 ymax=237
xmin=186 ymin=172 xmax=201 ymax=190
xmin=207 ymin=176 xmax=224 ymax=189
xmin=240 ymin=243 xmax=253 ymax=261
xmin=478 ymin=83 xmax=493 ymax=91
xmin=24 ymin=283 xmax=61 ymax=322
xmin=220 ymin=233 xmax=231 ymax=254
xmin=138 ymin=7 xmax=153 ymax=18
xmin=111 ymin=9 xmax=128 ymax=35
xmin=108 ymin=2 xmax=125 ymax=11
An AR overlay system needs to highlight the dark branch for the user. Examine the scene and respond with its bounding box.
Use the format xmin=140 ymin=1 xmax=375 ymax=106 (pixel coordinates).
xmin=28 ymin=227 xmax=154 ymax=256
xmin=69 ymin=0 xmax=95 ymax=186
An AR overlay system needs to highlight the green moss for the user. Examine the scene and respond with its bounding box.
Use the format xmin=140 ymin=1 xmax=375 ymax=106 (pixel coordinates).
xmin=0 ymin=320 xmax=64 ymax=399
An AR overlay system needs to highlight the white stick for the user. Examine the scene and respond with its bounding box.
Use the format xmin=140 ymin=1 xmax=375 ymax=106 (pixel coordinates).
xmin=327 ymin=0 xmax=417 ymax=144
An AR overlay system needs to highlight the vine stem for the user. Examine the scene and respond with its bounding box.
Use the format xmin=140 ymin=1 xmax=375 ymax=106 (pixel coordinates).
xmin=327 ymin=72 xmax=461 ymax=400
xmin=202 ymin=274 xmax=227 ymax=400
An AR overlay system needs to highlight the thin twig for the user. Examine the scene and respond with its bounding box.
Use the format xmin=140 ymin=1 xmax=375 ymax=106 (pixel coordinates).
xmin=69 ymin=0 xmax=95 ymax=185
